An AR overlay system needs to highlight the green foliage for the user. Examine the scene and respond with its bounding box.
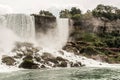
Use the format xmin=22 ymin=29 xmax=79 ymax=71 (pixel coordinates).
xmin=81 ymin=33 xmax=98 ymax=42
xmin=59 ymin=7 xmax=82 ymax=19
xmin=59 ymin=9 xmax=71 ymax=18
xmin=59 ymin=7 xmax=82 ymax=26
xmin=82 ymin=10 xmax=93 ymax=20
xmin=80 ymin=46 xmax=99 ymax=55
xmin=105 ymin=37 xmax=120 ymax=48
xmin=93 ymin=41 xmax=107 ymax=47
xmin=71 ymin=14 xmax=82 ymax=26
xmin=71 ymin=14 xmax=82 ymax=21
xmin=70 ymin=7 xmax=81 ymax=16
xmin=39 ymin=10 xmax=54 ymax=17
xmin=92 ymin=4 xmax=120 ymax=21
xmin=98 ymin=32 xmax=120 ymax=48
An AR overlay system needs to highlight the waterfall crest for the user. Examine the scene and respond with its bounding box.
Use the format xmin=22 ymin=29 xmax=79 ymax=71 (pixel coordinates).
xmin=0 ymin=14 xmax=35 ymax=52
xmin=5 ymin=14 xmax=35 ymax=41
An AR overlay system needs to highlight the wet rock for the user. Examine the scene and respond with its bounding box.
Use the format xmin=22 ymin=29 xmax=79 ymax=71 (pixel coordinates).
xmin=58 ymin=50 xmax=64 ymax=55
xmin=40 ymin=65 xmax=46 ymax=68
xmin=63 ymin=42 xmax=79 ymax=54
xmin=2 ymin=56 xmax=16 ymax=66
xmin=19 ymin=60 xmax=39 ymax=69
xmin=19 ymin=54 xmax=39 ymax=69
xmin=80 ymin=46 xmax=98 ymax=55
xmin=70 ymin=62 xmax=82 ymax=67
xmin=58 ymin=61 xmax=68 ymax=67
xmin=22 ymin=48 xmax=33 ymax=56
xmin=31 ymin=47 xmax=40 ymax=53
xmin=13 ymin=53 xmax=23 ymax=59
xmin=73 ymin=63 xmax=80 ymax=67
xmin=48 ymin=58 xmax=58 ymax=64
xmin=73 ymin=62 xmax=81 ymax=67
xmin=23 ymin=55 xmax=33 ymax=61
xmin=56 ymin=57 xmax=67 ymax=61
xmin=63 ymin=46 xmax=78 ymax=54
xmin=34 ymin=56 xmax=42 ymax=62
xmin=41 ymin=52 xmax=55 ymax=60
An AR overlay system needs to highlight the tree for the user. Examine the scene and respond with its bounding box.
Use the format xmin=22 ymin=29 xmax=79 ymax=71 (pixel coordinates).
xmin=70 ymin=7 xmax=81 ymax=16
xmin=59 ymin=7 xmax=82 ymax=18
xmin=92 ymin=4 xmax=120 ymax=33
xmin=59 ymin=7 xmax=82 ymax=26
xmin=82 ymin=10 xmax=93 ymax=20
xmin=39 ymin=10 xmax=54 ymax=17
xmin=59 ymin=9 xmax=71 ymax=18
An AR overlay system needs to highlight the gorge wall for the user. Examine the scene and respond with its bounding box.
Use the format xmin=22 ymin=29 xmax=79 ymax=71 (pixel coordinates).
xmin=70 ymin=17 xmax=120 ymax=34
xmin=32 ymin=14 xmax=56 ymax=37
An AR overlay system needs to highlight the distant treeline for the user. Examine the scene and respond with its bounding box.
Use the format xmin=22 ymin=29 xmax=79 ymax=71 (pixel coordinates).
xmin=38 ymin=4 xmax=120 ymax=21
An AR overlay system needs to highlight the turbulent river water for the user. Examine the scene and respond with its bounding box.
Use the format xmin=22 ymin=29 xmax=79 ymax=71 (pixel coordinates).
xmin=1 ymin=67 xmax=120 ymax=80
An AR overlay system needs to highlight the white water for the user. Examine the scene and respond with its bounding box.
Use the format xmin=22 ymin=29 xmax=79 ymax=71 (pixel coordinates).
xmin=38 ymin=48 xmax=120 ymax=68
xmin=37 ymin=18 xmax=69 ymax=50
xmin=0 ymin=14 xmax=36 ymax=72
xmin=5 ymin=14 xmax=35 ymax=41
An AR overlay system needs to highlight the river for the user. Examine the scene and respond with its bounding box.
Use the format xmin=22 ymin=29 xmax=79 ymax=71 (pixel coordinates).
xmin=0 ymin=67 xmax=120 ymax=80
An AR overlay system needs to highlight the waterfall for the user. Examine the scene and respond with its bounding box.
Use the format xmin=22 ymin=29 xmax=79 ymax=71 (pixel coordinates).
xmin=4 ymin=14 xmax=35 ymax=41
xmin=0 ymin=14 xmax=35 ymax=52
xmin=55 ymin=18 xmax=69 ymax=49
xmin=37 ymin=18 xmax=69 ymax=50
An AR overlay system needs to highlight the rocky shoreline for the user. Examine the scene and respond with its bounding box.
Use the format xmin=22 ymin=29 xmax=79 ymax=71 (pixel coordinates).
xmin=1 ymin=42 xmax=84 ymax=69
xmin=1 ymin=40 xmax=120 ymax=69
xmin=63 ymin=41 xmax=120 ymax=64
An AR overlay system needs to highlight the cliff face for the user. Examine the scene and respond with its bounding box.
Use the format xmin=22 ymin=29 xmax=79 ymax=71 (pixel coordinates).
xmin=70 ymin=18 xmax=120 ymax=34
xmin=67 ymin=18 xmax=120 ymax=64
xmin=33 ymin=15 xmax=56 ymax=37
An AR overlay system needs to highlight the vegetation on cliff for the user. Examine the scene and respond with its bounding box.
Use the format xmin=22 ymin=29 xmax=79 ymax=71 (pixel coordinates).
xmin=60 ymin=4 xmax=120 ymax=63
xmin=92 ymin=4 xmax=120 ymax=33
xmin=39 ymin=10 xmax=55 ymax=17
xmin=33 ymin=4 xmax=120 ymax=63
xmin=60 ymin=7 xmax=82 ymax=26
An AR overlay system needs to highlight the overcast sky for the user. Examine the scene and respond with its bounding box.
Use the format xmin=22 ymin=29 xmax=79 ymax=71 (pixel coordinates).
xmin=0 ymin=0 xmax=120 ymax=14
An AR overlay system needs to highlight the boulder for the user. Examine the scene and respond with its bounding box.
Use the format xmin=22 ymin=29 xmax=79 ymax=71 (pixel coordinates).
xmin=58 ymin=61 xmax=68 ymax=67
xmin=23 ymin=55 xmax=33 ymax=61
xmin=19 ymin=60 xmax=39 ymax=69
xmin=56 ymin=57 xmax=67 ymax=61
xmin=13 ymin=53 xmax=23 ymax=59
xmin=34 ymin=56 xmax=42 ymax=62
xmin=47 ymin=58 xmax=58 ymax=64
xmin=63 ymin=42 xmax=79 ymax=54
xmin=40 ymin=64 xmax=46 ymax=68
xmin=2 ymin=56 xmax=16 ymax=66
xmin=41 ymin=52 xmax=55 ymax=60
xmin=70 ymin=62 xmax=82 ymax=67
xmin=58 ymin=50 xmax=64 ymax=55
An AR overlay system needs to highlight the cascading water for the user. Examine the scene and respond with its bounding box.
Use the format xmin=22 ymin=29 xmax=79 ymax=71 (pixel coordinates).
xmin=0 ymin=14 xmax=36 ymax=72
xmin=5 ymin=14 xmax=35 ymax=41
xmin=0 ymin=15 xmax=19 ymax=52
xmin=56 ymin=18 xmax=69 ymax=49
xmin=0 ymin=14 xmax=36 ymax=52
xmin=36 ymin=18 xmax=69 ymax=50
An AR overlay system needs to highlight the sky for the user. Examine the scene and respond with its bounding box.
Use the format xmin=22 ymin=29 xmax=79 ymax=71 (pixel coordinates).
xmin=0 ymin=0 xmax=120 ymax=14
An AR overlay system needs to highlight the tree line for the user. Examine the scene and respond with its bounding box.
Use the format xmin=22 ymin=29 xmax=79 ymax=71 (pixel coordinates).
xmin=39 ymin=4 xmax=120 ymax=21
